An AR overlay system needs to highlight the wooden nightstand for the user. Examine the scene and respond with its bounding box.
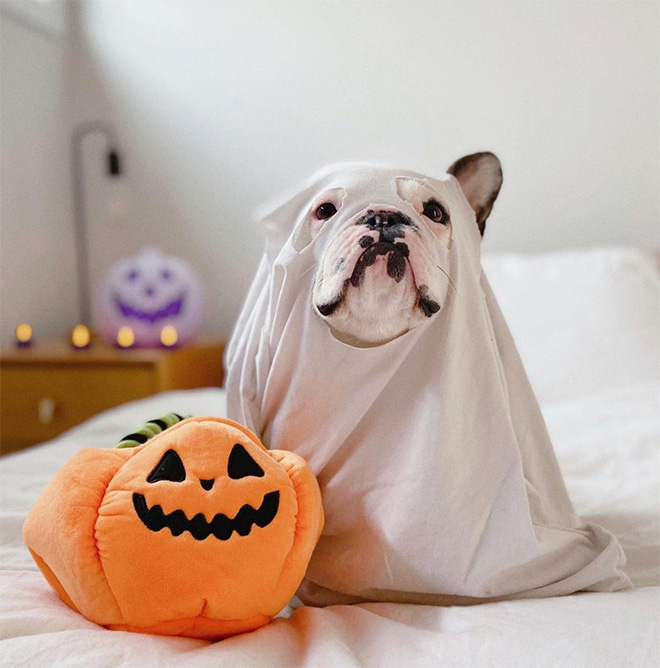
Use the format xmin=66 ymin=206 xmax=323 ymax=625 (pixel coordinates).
xmin=0 ymin=338 xmax=225 ymax=455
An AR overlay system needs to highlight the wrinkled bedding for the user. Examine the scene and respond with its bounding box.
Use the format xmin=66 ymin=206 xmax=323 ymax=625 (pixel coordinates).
xmin=1 ymin=247 xmax=658 ymax=667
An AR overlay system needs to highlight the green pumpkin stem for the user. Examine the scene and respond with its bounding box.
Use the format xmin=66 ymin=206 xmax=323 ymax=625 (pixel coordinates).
xmin=116 ymin=413 xmax=189 ymax=448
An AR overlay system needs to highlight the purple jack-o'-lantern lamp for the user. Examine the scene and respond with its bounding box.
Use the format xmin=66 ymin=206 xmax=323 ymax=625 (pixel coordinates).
xmin=96 ymin=248 xmax=205 ymax=348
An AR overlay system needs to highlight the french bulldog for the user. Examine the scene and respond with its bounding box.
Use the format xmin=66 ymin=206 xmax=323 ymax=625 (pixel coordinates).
xmin=227 ymin=152 xmax=631 ymax=605
xmin=312 ymin=152 xmax=503 ymax=345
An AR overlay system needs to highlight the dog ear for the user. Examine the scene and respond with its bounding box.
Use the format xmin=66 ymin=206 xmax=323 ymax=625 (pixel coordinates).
xmin=447 ymin=152 xmax=502 ymax=236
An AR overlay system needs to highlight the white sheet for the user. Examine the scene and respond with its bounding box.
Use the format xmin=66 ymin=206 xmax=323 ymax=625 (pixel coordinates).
xmin=1 ymin=247 xmax=659 ymax=667
xmin=1 ymin=381 xmax=658 ymax=668
xmin=224 ymin=168 xmax=631 ymax=604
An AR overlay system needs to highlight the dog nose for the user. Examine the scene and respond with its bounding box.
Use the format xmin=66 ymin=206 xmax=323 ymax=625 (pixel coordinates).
xmin=200 ymin=479 xmax=215 ymax=491
xmin=360 ymin=210 xmax=410 ymax=231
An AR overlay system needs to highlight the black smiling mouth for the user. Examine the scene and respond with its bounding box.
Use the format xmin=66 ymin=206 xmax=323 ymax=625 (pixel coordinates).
xmin=132 ymin=490 xmax=280 ymax=541
xmin=113 ymin=293 xmax=185 ymax=324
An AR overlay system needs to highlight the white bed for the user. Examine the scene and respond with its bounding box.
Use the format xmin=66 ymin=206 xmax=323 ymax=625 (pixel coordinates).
xmin=1 ymin=247 xmax=658 ymax=667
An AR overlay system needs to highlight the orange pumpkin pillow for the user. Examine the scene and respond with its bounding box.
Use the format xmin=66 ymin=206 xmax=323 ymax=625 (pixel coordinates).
xmin=23 ymin=415 xmax=324 ymax=639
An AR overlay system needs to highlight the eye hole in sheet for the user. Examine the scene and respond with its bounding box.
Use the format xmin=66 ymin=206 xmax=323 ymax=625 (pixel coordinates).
xmin=292 ymin=188 xmax=347 ymax=252
xmin=394 ymin=177 xmax=453 ymax=247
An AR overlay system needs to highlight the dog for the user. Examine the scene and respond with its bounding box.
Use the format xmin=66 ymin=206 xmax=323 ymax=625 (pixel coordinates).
xmin=226 ymin=153 xmax=630 ymax=605
xmin=311 ymin=152 xmax=503 ymax=345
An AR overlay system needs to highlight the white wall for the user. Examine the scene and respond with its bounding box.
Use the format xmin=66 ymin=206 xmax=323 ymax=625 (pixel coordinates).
xmin=0 ymin=1 xmax=78 ymax=345
xmin=2 ymin=1 xmax=658 ymax=344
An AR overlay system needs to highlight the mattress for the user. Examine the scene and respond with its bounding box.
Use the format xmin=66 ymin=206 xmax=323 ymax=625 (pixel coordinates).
xmin=1 ymin=247 xmax=658 ymax=667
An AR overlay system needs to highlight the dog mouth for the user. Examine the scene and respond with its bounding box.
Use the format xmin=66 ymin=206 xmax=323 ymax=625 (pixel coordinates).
xmin=350 ymin=237 xmax=410 ymax=287
xmin=132 ymin=490 xmax=280 ymax=541
xmin=316 ymin=237 xmax=441 ymax=318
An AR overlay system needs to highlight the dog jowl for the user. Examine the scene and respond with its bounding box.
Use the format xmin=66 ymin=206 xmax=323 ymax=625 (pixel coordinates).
xmin=311 ymin=152 xmax=503 ymax=346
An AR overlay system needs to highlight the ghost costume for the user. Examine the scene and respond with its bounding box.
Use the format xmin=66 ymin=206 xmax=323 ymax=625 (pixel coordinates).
xmin=225 ymin=165 xmax=631 ymax=606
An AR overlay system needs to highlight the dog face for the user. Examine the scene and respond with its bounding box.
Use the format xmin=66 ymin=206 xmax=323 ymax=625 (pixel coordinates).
xmin=310 ymin=152 xmax=503 ymax=346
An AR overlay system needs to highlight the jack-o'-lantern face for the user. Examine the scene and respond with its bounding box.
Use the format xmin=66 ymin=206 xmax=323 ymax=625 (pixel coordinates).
xmin=132 ymin=442 xmax=280 ymax=541
xmin=81 ymin=417 xmax=323 ymax=637
xmin=96 ymin=247 xmax=205 ymax=347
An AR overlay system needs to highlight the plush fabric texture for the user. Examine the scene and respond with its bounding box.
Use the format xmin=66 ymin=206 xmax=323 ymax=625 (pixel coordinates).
xmin=22 ymin=416 xmax=324 ymax=639
xmin=225 ymin=164 xmax=632 ymax=606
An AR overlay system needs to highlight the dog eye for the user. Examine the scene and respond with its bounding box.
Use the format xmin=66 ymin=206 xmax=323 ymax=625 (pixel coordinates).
xmin=315 ymin=202 xmax=338 ymax=220
xmin=422 ymin=200 xmax=449 ymax=225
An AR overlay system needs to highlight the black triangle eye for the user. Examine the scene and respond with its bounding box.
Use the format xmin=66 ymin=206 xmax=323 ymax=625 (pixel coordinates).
xmin=147 ymin=449 xmax=186 ymax=483
xmin=228 ymin=444 xmax=264 ymax=479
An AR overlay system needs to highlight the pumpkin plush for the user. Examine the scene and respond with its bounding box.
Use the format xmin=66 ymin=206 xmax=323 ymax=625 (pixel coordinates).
xmin=96 ymin=247 xmax=205 ymax=348
xmin=23 ymin=415 xmax=324 ymax=639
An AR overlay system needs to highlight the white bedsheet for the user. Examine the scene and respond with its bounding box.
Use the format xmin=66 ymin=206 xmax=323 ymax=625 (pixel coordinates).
xmin=2 ymin=246 xmax=659 ymax=667
xmin=1 ymin=383 xmax=658 ymax=668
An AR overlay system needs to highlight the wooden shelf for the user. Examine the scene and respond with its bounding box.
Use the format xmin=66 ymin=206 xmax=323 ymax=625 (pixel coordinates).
xmin=0 ymin=338 xmax=225 ymax=455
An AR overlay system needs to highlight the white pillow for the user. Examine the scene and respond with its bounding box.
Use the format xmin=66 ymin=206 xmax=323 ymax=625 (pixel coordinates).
xmin=482 ymin=246 xmax=660 ymax=405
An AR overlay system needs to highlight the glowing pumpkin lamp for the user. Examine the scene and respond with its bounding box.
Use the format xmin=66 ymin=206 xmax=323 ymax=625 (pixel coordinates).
xmin=96 ymin=248 xmax=204 ymax=348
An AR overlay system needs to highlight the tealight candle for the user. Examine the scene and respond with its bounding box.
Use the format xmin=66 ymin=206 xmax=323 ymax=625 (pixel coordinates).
xmin=160 ymin=325 xmax=178 ymax=349
xmin=70 ymin=324 xmax=92 ymax=349
xmin=116 ymin=326 xmax=135 ymax=349
xmin=15 ymin=323 xmax=34 ymax=348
